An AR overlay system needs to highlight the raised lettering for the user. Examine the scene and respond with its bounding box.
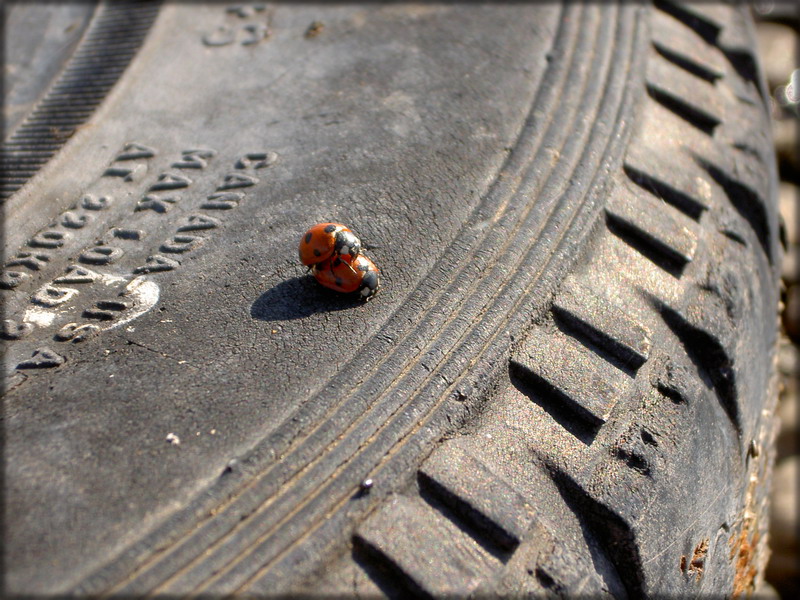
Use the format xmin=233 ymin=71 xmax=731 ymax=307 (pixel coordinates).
xmin=80 ymin=246 xmax=123 ymax=265
xmin=112 ymin=228 xmax=145 ymax=241
xmin=161 ymin=235 xmax=202 ymax=254
xmin=133 ymin=255 xmax=180 ymax=274
xmin=135 ymin=194 xmax=179 ymax=213
xmin=115 ymin=142 xmax=156 ymax=161
xmin=83 ymin=300 xmax=129 ymax=321
xmin=149 ymin=172 xmax=191 ymax=191
xmin=32 ymin=286 xmax=78 ymax=307
xmin=103 ymin=164 xmax=147 ymax=182
xmin=241 ymin=23 xmax=270 ymax=45
xmin=54 ymin=265 xmax=99 ymax=284
xmin=203 ymin=26 xmax=236 ymax=47
xmin=226 ymin=5 xmax=266 ymax=18
xmin=177 ymin=214 xmax=221 ymax=232
xmin=172 ymin=149 xmax=217 ymax=169
xmin=236 ymin=151 xmax=278 ymax=170
xmin=202 ymin=192 xmax=243 ymax=210
xmin=217 ymin=172 xmax=258 ymax=190
xmin=2 ymin=320 xmax=33 ymax=341
xmin=7 ymin=253 xmax=50 ymax=271
xmin=55 ymin=322 xmax=101 ymax=343
xmin=61 ymin=211 xmax=90 ymax=229
xmin=0 ymin=270 xmax=31 ymax=289
xmin=81 ymin=194 xmax=113 ymax=211
xmin=29 ymin=231 xmax=69 ymax=249
xmin=17 ymin=347 xmax=65 ymax=369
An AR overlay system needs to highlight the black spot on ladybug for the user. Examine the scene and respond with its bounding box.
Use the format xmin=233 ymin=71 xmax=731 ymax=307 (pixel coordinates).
xmin=335 ymin=277 xmax=344 ymax=287
xmin=332 ymin=258 xmax=342 ymax=267
xmin=305 ymin=232 xmax=312 ymax=244
xmin=313 ymin=248 xmax=321 ymax=257
xmin=324 ymin=224 xmax=337 ymax=233
xmin=362 ymin=271 xmax=378 ymax=289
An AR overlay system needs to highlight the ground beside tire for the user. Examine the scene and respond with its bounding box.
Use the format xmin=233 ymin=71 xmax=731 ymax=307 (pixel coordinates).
xmin=755 ymin=4 xmax=800 ymax=599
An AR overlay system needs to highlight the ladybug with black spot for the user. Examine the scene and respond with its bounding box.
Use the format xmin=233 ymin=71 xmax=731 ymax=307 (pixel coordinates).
xmin=298 ymin=222 xmax=361 ymax=268
xmin=312 ymin=254 xmax=380 ymax=300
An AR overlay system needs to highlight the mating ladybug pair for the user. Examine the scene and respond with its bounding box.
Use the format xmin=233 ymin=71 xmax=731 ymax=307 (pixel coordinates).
xmin=299 ymin=223 xmax=380 ymax=300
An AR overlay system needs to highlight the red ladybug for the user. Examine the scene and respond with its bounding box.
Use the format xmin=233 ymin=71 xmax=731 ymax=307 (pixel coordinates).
xmin=299 ymin=223 xmax=361 ymax=267
xmin=313 ymin=254 xmax=380 ymax=300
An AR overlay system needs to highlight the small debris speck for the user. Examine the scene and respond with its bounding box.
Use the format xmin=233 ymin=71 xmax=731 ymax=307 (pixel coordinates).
xmin=748 ymin=439 xmax=760 ymax=458
xmin=166 ymin=433 xmax=180 ymax=445
xmin=305 ymin=21 xmax=324 ymax=38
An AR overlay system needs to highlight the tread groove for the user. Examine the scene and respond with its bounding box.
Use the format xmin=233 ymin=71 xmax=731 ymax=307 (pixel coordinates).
xmin=352 ymin=537 xmax=433 ymax=600
xmin=417 ymin=473 xmax=515 ymax=560
xmin=604 ymin=214 xmax=686 ymax=278
xmin=653 ymin=0 xmax=720 ymax=45
xmin=352 ymin=495 xmax=500 ymax=598
xmin=551 ymin=276 xmax=653 ymax=373
xmin=543 ymin=460 xmax=644 ymax=598
xmin=622 ymin=163 xmax=706 ymax=221
xmin=551 ymin=313 xmax=646 ymax=377
xmin=692 ymin=155 xmax=774 ymax=265
xmin=651 ymin=41 xmax=721 ymax=83
xmin=604 ymin=181 xmax=698 ymax=270
xmin=416 ymin=443 xmax=535 ymax=556
xmin=509 ymin=360 xmax=600 ymax=445
xmin=654 ymin=300 xmax=741 ymax=438
xmin=644 ymin=84 xmax=720 ymax=136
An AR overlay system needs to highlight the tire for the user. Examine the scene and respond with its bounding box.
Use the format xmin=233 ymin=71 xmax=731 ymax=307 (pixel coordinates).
xmin=2 ymin=2 xmax=782 ymax=597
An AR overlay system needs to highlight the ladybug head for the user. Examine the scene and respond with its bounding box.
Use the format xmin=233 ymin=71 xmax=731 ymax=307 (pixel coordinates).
xmin=334 ymin=229 xmax=361 ymax=261
xmin=359 ymin=269 xmax=380 ymax=300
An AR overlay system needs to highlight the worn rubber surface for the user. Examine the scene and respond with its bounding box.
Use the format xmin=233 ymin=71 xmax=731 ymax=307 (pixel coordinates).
xmin=2 ymin=2 xmax=782 ymax=597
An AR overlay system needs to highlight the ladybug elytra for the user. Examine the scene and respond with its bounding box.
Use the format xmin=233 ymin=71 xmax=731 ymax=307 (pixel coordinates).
xmin=313 ymin=254 xmax=380 ymax=300
xmin=298 ymin=222 xmax=361 ymax=267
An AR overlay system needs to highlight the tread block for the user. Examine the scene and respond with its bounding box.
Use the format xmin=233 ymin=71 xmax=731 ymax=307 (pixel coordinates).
xmin=650 ymin=291 xmax=741 ymax=437
xmin=355 ymin=495 xmax=500 ymax=597
xmin=553 ymin=274 xmax=653 ymax=370
xmin=632 ymin=98 xmax=712 ymax=163
xmin=623 ymin=143 xmax=711 ymax=221
xmin=691 ymin=151 xmax=774 ymax=264
xmin=605 ymin=182 xmax=698 ymax=276
xmin=646 ymin=55 xmax=722 ymax=135
xmin=418 ymin=440 xmax=534 ymax=551
xmin=511 ymin=327 xmax=631 ymax=428
xmin=650 ymin=11 xmax=725 ymax=83
xmin=653 ymin=0 xmax=721 ymax=45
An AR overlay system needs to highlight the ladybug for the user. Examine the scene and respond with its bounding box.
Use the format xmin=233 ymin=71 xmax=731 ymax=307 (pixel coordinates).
xmin=299 ymin=223 xmax=361 ymax=267
xmin=313 ymin=254 xmax=380 ymax=300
